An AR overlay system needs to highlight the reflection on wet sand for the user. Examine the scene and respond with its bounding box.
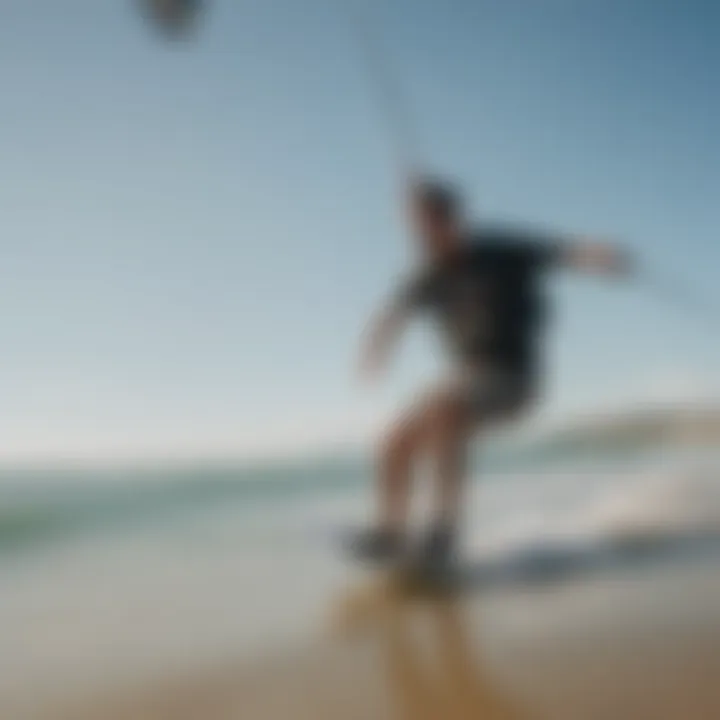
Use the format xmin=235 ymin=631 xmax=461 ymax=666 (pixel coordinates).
xmin=332 ymin=580 xmax=522 ymax=720
xmin=45 ymin=560 xmax=720 ymax=720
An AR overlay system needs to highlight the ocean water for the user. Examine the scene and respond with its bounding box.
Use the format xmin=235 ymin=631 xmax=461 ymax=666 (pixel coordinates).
xmin=1 ymin=442 xmax=719 ymax=716
xmin=1 ymin=443 xmax=718 ymax=559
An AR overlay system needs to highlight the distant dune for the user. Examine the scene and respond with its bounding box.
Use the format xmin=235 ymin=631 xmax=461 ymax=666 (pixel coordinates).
xmin=536 ymin=405 xmax=720 ymax=456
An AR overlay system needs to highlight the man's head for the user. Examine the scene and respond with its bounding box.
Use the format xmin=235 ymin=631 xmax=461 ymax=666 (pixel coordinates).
xmin=409 ymin=178 xmax=464 ymax=260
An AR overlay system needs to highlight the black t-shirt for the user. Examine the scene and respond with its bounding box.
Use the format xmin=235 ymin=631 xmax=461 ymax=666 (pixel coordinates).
xmin=397 ymin=227 xmax=563 ymax=375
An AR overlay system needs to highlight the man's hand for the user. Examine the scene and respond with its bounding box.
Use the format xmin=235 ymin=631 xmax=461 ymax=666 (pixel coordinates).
xmin=357 ymin=342 xmax=386 ymax=385
xmin=564 ymin=239 xmax=634 ymax=278
xmin=356 ymin=304 xmax=408 ymax=386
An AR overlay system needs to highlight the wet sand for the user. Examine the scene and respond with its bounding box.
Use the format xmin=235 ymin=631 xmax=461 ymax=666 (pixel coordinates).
xmin=48 ymin=557 xmax=720 ymax=720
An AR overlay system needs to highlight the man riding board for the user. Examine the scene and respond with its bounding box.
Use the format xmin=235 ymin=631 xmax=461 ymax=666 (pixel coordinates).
xmin=351 ymin=178 xmax=631 ymax=567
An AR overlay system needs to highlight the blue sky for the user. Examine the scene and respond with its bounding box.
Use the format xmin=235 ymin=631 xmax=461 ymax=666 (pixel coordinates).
xmin=0 ymin=0 xmax=717 ymax=462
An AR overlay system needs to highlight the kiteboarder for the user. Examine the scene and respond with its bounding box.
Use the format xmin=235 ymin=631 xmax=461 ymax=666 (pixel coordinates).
xmin=351 ymin=177 xmax=632 ymax=567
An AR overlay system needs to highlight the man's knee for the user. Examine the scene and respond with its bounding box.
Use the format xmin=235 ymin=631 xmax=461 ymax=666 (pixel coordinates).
xmin=380 ymin=414 xmax=422 ymax=464
xmin=425 ymin=388 xmax=471 ymax=440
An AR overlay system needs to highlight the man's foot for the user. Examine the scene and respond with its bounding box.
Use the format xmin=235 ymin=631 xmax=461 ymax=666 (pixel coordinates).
xmin=415 ymin=525 xmax=457 ymax=570
xmin=344 ymin=527 xmax=404 ymax=564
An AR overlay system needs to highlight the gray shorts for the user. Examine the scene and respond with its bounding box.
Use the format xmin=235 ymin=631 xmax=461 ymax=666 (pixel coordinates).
xmin=439 ymin=365 xmax=535 ymax=422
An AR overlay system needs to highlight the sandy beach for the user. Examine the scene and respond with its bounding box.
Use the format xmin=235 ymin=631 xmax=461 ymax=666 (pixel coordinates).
xmin=37 ymin=554 xmax=720 ymax=720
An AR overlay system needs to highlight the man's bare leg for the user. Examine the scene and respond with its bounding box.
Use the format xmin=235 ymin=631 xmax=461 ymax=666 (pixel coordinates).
xmin=422 ymin=390 xmax=475 ymax=564
xmin=434 ymin=425 xmax=471 ymax=534
xmin=377 ymin=405 xmax=427 ymax=532
xmin=420 ymin=377 xmax=528 ymax=564
xmin=349 ymin=402 xmax=429 ymax=561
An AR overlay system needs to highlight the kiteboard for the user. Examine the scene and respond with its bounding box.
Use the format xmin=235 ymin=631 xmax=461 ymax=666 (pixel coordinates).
xmin=336 ymin=528 xmax=462 ymax=598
